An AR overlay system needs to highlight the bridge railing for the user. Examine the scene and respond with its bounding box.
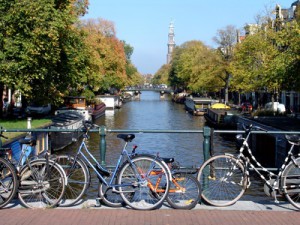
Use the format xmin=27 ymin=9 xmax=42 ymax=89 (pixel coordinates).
xmin=1 ymin=126 xmax=300 ymax=166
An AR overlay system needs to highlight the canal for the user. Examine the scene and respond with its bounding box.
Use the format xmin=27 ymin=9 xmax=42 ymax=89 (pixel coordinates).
xmin=61 ymin=91 xmax=266 ymax=201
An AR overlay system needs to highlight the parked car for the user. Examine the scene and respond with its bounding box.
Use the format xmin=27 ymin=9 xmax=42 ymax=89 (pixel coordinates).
xmin=12 ymin=107 xmax=26 ymax=119
xmin=25 ymin=103 xmax=51 ymax=116
xmin=240 ymin=102 xmax=253 ymax=112
xmin=264 ymin=102 xmax=286 ymax=113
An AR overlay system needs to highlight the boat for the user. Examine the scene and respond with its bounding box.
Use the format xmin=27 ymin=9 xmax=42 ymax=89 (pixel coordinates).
xmin=204 ymin=103 xmax=239 ymax=129
xmin=55 ymin=96 xmax=92 ymax=121
xmin=172 ymin=92 xmax=187 ymax=104
xmin=88 ymin=102 xmax=106 ymax=120
xmin=96 ymin=95 xmax=122 ymax=110
xmin=50 ymin=111 xmax=85 ymax=151
xmin=184 ymin=97 xmax=218 ymax=116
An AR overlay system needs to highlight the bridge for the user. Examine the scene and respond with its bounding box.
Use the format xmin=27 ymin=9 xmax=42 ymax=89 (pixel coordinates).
xmin=124 ymin=86 xmax=174 ymax=94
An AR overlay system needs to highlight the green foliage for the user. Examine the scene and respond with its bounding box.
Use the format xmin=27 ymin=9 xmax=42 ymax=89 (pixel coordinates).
xmin=169 ymin=41 xmax=224 ymax=93
xmin=0 ymin=0 xmax=90 ymax=106
xmin=230 ymin=23 xmax=300 ymax=93
xmin=153 ymin=64 xmax=170 ymax=85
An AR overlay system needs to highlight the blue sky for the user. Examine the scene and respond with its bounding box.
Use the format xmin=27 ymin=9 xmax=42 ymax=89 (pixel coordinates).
xmin=83 ymin=0 xmax=294 ymax=75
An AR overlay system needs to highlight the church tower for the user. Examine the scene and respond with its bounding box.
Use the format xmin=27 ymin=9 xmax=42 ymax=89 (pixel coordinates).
xmin=167 ymin=21 xmax=175 ymax=64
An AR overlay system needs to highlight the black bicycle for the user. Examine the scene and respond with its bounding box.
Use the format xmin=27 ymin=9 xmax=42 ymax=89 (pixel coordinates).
xmin=0 ymin=134 xmax=18 ymax=209
xmin=197 ymin=124 xmax=300 ymax=209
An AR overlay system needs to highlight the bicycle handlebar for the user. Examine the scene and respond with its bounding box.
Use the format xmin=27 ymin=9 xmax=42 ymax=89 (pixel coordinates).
xmin=242 ymin=124 xmax=268 ymax=133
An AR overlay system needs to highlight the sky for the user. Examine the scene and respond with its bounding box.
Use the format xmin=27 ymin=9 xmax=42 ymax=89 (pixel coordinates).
xmin=83 ymin=0 xmax=295 ymax=75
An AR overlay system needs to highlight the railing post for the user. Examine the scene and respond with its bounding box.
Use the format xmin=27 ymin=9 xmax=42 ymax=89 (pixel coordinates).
xmin=203 ymin=126 xmax=211 ymax=162
xmin=202 ymin=126 xmax=212 ymax=197
xmin=99 ymin=126 xmax=107 ymax=165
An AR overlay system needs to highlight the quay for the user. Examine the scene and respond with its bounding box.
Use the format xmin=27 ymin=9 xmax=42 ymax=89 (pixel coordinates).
xmin=1 ymin=199 xmax=300 ymax=225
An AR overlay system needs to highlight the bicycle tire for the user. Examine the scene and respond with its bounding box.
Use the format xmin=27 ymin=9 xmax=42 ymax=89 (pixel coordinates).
xmin=166 ymin=172 xmax=201 ymax=209
xmin=98 ymin=177 xmax=124 ymax=207
xmin=117 ymin=156 xmax=170 ymax=210
xmin=197 ymin=154 xmax=247 ymax=207
xmin=18 ymin=159 xmax=66 ymax=209
xmin=55 ymin=155 xmax=90 ymax=207
xmin=281 ymin=157 xmax=300 ymax=210
xmin=98 ymin=153 xmax=169 ymax=208
xmin=0 ymin=157 xmax=18 ymax=208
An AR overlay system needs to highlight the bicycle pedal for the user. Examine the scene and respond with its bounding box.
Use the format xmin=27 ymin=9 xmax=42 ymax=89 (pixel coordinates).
xmin=208 ymin=176 xmax=216 ymax=180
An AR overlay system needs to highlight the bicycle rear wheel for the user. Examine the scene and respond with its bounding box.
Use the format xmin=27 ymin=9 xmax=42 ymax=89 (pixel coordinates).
xmin=282 ymin=157 xmax=300 ymax=210
xmin=197 ymin=154 xmax=247 ymax=207
xmin=18 ymin=159 xmax=66 ymax=209
xmin=55 ymin=155 xmax=90 ymax=207
xmin=117 ymin=156 xmax=170 ymax=210
xmin=0 ymin=157 xmax=18 ymax=208
xmin=166 ymin=172 xmax=201 ymax=209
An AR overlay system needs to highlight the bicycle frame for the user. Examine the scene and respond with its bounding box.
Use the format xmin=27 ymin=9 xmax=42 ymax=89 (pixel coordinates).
xmin=71 ymin=134 xmax=158 ymax=192
xmin=234 ymin=128 xmax=299 ymax=201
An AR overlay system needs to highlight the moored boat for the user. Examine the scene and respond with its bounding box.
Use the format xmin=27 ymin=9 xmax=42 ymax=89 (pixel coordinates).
xmin=96 ymin=95 xmax=122 ymax=110
xmin=55 ymin=96 xmax=92 ymax=121
xmin=89 ymin=102 xmax=106 ymax=120
xmin=204 ymin=103 xmax=239 ymax=129
xmin=50 ymin=111 xmax=85 ymax=151
xmin=184 ymin=97 xmax=218 ymax=116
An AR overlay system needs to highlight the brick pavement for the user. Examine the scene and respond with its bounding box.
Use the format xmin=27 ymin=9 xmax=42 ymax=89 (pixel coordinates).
xmin=0 ymin=208 xmax=300 ymax=225
xmin=1 ymin=199 xmax=300 ymax=225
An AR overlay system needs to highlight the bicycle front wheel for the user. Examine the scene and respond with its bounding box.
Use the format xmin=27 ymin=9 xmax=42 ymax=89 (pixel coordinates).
xmin=0 ymin=157 xmax=18 ymax=208
xmin=18 ymin=159 xmax=66 ymax=209
xmin=117 ymin=156 xmax=170 ymax=210
xmin=55 ymin=155 xmax=90 ymax=207
xmin=98 ymin=177 xmax=124 ymax=208
xmin=197 ymin=154 xmax=247 ymax=207
xmin=282 ymin=157 xmax=300 ymax=210
xmin=166 ymin=172 xmax=201 ymax=209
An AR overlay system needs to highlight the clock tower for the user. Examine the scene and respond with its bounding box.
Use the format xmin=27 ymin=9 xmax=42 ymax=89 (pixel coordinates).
xmin=167 ymin=21 xmax=175 ymax=64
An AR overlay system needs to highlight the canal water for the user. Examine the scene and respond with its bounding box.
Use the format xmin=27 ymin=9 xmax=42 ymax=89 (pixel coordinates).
xmin=61 ymin=91 xmax=266 ymax=201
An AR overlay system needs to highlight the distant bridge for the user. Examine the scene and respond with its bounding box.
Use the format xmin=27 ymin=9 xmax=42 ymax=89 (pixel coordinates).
xmin=124 ymin=87 xmax=174 ymax=94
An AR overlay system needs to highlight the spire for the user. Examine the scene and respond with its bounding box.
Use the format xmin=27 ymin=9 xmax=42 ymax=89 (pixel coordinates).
xmin=167 ymin=21 xmax=175 ymax=64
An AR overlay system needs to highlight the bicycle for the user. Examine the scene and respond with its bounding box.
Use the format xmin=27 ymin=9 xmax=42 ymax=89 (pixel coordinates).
xmin=0 ymin=134 xmax=18 ymax=209
xmin=56 ymin=121 xmax=171 ymax=210
xmin=0 ymin=132 xmax=66 ymax=209
xmin=197 ymin=124 xmax=300 ymax=209
xmin=99 ymin=152 xmax=201 ymax=210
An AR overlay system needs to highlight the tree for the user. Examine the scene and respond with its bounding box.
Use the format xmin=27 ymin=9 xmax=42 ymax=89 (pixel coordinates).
xmin=270 ymin=21 xmax=300 ymax=91
xmin=122 ymin=40 xmax=143 ymax=87
xmin=81 ymin=18 xmax=127 ymax=93
xmin=153 ymin=64 xmax=170 ymax=85
xmin=0 ymin=0 xmax=90 ymax=108
xmin=230 ymin=29 xmax=280 ymax=107
xmin=213 ymin=25 xmax=237 ymax=103
xmin=169 ymin=41 xmax=224 ymax=95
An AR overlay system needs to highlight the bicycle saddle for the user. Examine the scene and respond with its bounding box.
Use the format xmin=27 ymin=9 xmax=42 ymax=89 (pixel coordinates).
xmin=19 ymin=137 xmax=37 ymax=146
xmin=161 ymin=157 xmax=175 ymax=163
xmin=117 ymin=134 xmax=135 ymax=142
xmin=285 ymin=134 xmax=300 ymax=144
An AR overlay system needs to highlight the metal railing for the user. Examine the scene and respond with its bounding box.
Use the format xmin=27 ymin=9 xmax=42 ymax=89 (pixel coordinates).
xmin=1 ymin=126 xmax=300 ymax=166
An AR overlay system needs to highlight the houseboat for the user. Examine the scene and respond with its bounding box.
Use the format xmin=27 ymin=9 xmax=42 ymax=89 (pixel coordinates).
xmin=204 ymin=103 xmax=239 ymax=129
xmin=184 ymin=97 xmax=218 ymax=116
xmin=55 ymin=96 xmax=91 ymax=121
xmin=96 ymin=95 xmax=122 ymax=110
xmin=88 ymin=102 xmax=106 ymax=120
